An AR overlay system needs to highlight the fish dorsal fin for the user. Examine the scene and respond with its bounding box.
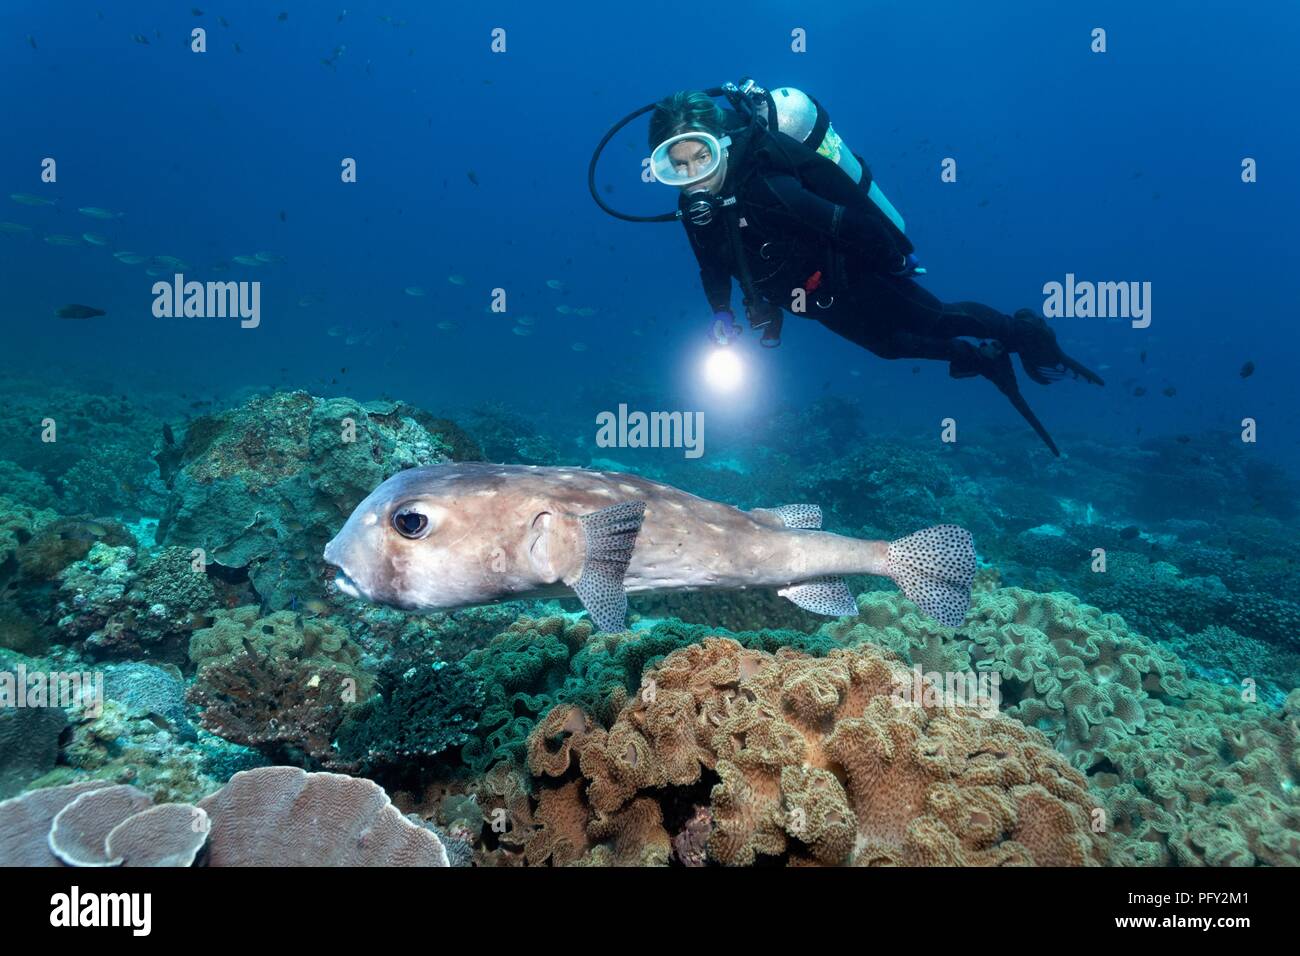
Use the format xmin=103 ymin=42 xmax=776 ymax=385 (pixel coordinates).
xmin=755 ymin=504 xmax=822 ymax=529
xmin=573 ymin=500 xmax=645 ymax=633
xmin=778 ymin=577 xmax=859 ymax=616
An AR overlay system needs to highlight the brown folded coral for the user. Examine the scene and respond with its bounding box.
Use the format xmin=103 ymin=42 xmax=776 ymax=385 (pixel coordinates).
xmin=525 ymin=637 xmax=1108 ymax=866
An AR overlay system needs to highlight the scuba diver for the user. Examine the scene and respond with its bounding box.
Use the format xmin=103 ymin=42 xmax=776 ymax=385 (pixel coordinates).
xmin=588 ymin=80 xmax=1104 ymax=455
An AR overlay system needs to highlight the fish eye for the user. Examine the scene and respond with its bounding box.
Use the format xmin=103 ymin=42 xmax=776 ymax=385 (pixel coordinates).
xmin=392 ymin=508 xmax=430 ymax=539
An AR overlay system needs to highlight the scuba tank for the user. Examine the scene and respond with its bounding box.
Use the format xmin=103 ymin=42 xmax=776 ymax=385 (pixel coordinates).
xmin=754 ymin=85 xmax=906 ymax=235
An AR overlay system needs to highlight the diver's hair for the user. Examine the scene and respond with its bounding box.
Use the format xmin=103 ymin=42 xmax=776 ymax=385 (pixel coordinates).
xmin=648 ymin=91 xmax=726 ymax=148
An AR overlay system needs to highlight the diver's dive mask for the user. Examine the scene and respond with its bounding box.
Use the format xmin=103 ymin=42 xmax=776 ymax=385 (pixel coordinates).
xmin=649 ymin=131 xmax=731 ymax=188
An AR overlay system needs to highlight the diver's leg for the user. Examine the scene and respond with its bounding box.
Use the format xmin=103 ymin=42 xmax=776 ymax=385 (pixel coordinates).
xmin=816 ymin=278 xmax=995 ymax=368
xmin=837 ymin=276 xmax=1104 ymax=386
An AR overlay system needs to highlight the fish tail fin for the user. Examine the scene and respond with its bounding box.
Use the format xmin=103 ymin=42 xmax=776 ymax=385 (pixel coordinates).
xmin=885 ymin=525 xmax=975 ymax=627
xmin=573 ymin=500 xmax=645 ymax=633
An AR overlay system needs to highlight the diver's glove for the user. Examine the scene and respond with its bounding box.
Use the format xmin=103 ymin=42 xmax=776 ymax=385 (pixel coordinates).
xmin=710 ymin=309 xmax=743 ymax=345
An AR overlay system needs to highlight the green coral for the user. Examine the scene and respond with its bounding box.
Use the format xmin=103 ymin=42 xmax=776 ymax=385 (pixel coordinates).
xmin=334 ymin=658 xmax=485 ymax=772
xmin=189 ymin=606 xmax=368 ymax=687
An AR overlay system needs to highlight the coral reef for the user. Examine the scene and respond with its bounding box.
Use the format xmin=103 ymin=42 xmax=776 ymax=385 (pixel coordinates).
xmin=333 ymin=657 xmax=484 ymax=774
xmin=0 ymin=379 xmax=168 ymax=519
xmin=0 ymin=706 xmax=68 ymax=799
xmin=459 ymin=614 xmax=839 ymax=774
xmin=1 ymin=382 xmax=1297 ymax=871
xmin=197 ymin=767 xmax=449 ymax=866
xmin=54 ymin=543 xmax=217 ymax=663
xmin=0 ymin=767 xmax=448 ymax=867
xmin=515 ymin=638 xmax=1106 ymax=866
xmin=154 ymin=392 xmax=470 ymax=609
xmin=186 ymin=605 xmax=374 ymax=765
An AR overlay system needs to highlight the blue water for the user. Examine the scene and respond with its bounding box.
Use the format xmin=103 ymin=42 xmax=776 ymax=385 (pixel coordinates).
xmin=3 ymin=0 xmax=1297 ymax=464
xmin=2 ymin=1 xmax=1299 ymax=870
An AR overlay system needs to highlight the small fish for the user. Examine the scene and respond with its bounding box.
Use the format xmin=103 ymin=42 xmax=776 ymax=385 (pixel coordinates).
xmin=555 ymin=305 xmax=572 ymax=315
xmin=404 ymin=286 xmax=427 ymax=297
xmin=10 ymin=193 xmax=56 ymax=207
xmin=253 ymin=251 xmax=284 ymax=263
xmin=1119 ymin=526 xmax=1140 ymax=541
xmin=59 ymin=522 xmax=108 ymax=543
xmin=545 ymin=279 xmax=564 ymax=290
xmin=115 ymin=253 xmax=148 ymax=264
xmin=467 ymin=170 xmax=479 ymax=186
xmin=1139 ymin=350 xmax=1147 ymax=363
xmin=515 ymin=316 xmax=535 ymax=326
xmin=1239 ymin=360 xmax=1255 ymax=379
xmin=232 ymin=255 xmax=262 ymax=266
xmin=575 ymin=307 xmax=597 ymax=317
xmin=447 ymin=274 xmax=467 ymax=286
xmin=298 ymin=294 xmax=325 ymax=307
xmin=132 ymin=34 xmax=150 ymax=45
xmin=326 ymin=324 xmax=345 ymax=337
xmin=1175 ymin=434 xmax=1191 ymax=444
xmin=78 ymin=206 xmax=121 ymax=219
xmin=44 ymin=234 xmax=81 ymax=246
xmin=81 ymin=232 xmax=110 ymax=246
xmin=55 ymin=304 xmax=106 ymax=319
xmin=278 ymin=11 xmax=288 ymax=21
xmin=322 ymin=44 xmax=345 ymax=67
xmin=1133 ymin=386 xmax=1147 ymax=397
xmin=26 ymin=34 xmax=36 ymax=49
xmin=0 ymin=222 xmax=33 ymax=234
xmin=1162 ymin=386 xmax=1177 ymax=398
xmin=512 ymin=325 xmax=533 ymax=336
xmin=279 ymin=209 xmax=287 ymax=222
xmin=192 ymin=8 xmax=204 ymax=15
xmin=233 ymin=42 xmax=243 ymax=54
xmin=436 ymin=320 xmax=457 ymax=331
xmin=218 ymin=16 xmax=229 ymax=27
xmin=570 ymin=342 xmax=588 ymax=352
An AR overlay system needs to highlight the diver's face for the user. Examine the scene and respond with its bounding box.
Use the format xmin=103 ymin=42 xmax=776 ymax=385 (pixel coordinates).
xmin=669 ymin=138 xmax=726 ymax=193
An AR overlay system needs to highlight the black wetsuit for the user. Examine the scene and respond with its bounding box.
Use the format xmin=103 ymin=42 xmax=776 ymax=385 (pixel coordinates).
xmin=683 ymin=126 xmax=1018 ymax=364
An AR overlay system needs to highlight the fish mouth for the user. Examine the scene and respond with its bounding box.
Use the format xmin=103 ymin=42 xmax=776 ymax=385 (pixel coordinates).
xmin=332 ymin=569 xmax=362 ymax=600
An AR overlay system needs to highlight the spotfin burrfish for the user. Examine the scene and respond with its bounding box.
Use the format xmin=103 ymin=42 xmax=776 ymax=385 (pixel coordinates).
xmin=324 ymin=463 xmax=976 ymax=631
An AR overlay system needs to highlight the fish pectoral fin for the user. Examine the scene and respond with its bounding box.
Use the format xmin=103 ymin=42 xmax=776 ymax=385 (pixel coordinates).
xmin=778 ymin=577 xmax=859 ymax=616
xmin=754 ymin=504 xmax=823 ymax=529
xmin=573 ymin=500 xmax=645 ymax=633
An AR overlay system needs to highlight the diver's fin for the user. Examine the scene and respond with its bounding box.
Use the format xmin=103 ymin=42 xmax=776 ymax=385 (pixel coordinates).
xmin=754 ymin=504 xmax=823 ymax=529
xmin=983 ymin=347 xmax=1062 ymax=456
xmin=1010 ymin=309 xmax=1105 ymax=388
xmin=778 ymin=577 xmax=859 ymax=616
xmin=573 ymin=500 xmax=645 ymax=633
xmin=1003 ymin=385 xmax=1061 ymax=457
xmin=885 ymin=525 xmax=976 ymax=627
